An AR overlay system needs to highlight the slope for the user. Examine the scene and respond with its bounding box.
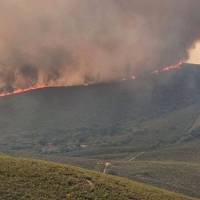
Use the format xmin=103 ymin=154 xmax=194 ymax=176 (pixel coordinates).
xmin=0 ymin=154 xmax=198 ymax=200
xmin=1 ymin=139 xmax=200 ymax=198
xmin=0 ymin=63 xmax=200 ymax=155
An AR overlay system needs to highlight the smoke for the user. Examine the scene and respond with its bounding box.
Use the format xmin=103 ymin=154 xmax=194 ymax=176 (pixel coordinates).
xmin=0 ymin=0 xmax=200 ymax=92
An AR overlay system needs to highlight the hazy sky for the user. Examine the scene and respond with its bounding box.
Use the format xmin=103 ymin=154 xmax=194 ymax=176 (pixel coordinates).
xmin=0 ymin=0 xmax=200 ymax=92
xmin=188 ymin=42 xmax=200 ymax=64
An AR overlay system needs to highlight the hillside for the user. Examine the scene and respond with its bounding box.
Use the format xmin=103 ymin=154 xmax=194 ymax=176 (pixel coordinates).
xmin=0 ymin=154 xmax=198 ymax=200
xmin=0 ymin=63 xmax=200 ymax=154
xmin=2 ymin=140 xmax=200 ymax=198
xmin=1 ymin=63 xmax=200 ymax=198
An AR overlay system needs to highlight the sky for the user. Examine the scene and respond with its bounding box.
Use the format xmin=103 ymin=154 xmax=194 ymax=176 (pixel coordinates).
xmin=188 ymin=42 xmax=200 ymax=64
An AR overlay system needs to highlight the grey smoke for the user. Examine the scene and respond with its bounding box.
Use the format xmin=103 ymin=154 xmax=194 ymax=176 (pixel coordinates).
xmin=0 ymin=0 xmax=200 ymax=92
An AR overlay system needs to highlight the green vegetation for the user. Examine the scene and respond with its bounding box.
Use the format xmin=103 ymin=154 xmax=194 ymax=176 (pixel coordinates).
xmin=0 ymin=154 xmax=198 ymax=200
xmin=2 ymin=140 xmax=200 ymax=198
xmin=1 ymin=64 xmax=200 ymax=198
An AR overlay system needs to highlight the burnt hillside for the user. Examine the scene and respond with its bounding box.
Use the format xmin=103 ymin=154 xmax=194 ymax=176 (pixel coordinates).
xmin=0 ymin=63 xmax=200 ymax=153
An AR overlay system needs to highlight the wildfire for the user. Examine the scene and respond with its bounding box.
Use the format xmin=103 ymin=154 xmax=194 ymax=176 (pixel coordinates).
xmin=121 ymin=78 xmax=127 ymax=81
xmin=162 ymin=61 xmax=182 ymax=71
xmin=148 ymin=61 xmax=182 ymax=75
xmin=132 ymin=75 xmax=136 ymax=80
xmin=151 ymin=70 xmax=159 ymax=75
xmin=0 ymin=61 xmax=183 ymax=97
xmin=0 ymin=84 xmax=47 ymax=97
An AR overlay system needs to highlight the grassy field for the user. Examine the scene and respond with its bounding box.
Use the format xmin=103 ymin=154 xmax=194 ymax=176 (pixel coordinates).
xmin=0 ymin=154 xmax=199 ymax=200
xmin=106 ymin=161 xmax=200 ymax=198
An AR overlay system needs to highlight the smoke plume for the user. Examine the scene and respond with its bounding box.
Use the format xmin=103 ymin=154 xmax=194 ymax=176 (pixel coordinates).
xmin=0 ymin=0 xmax=200 ymax=92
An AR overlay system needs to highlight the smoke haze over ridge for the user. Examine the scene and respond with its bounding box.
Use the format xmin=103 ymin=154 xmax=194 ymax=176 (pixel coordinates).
xmin=189 ymin=42 xmax=200 ymax=64
xmin=0 ymin=0 xmax=200 ymax=93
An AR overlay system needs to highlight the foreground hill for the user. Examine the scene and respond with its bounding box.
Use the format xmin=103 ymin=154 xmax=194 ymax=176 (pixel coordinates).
xmin=2 ymin=140 xmax=200 ymax=198
xmin=0 ymin=154 xmax=198 ymax=200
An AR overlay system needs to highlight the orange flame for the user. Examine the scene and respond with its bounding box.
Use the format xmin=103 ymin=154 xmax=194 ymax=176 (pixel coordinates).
xmin=151 ymin=70 xmax=159 ymax=75
xmin=148 ymin=61 xmax=182 ymax=76
xmin=121 ymin=78 xmax=127 ymax=81
xmin=162 ymin=61 xmax=182 ymax=71
xmin=132 ymin=75 xmax=136 ymax=79
xmin=0 ymin=61 xmax=183 ymax=97
xmin=0 ymin=84 xmax=47 ymax=97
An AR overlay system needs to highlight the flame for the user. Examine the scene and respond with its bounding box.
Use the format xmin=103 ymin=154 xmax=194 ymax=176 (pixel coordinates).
xmin=121 ymin=78 xmax=127 ymax=81
xmin=162 ymin=61 xmax=182 ymax=71
xmin=0 ymin=84 xmax=47 ymax=97
xmin=148 ymin=61 xmax=182 ymax=76
xmin=151 ymin=70 xmax=159 ymax=75
xmin=132 ymin=75 xmax=136 ymax=79
xmin=0 ymin=61 xmax=183 ymax=97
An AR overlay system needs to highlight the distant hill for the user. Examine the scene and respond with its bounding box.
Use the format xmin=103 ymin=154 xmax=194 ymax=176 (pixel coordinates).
xmin=0 ymin=154 xmax=198 ymax=200
xmin=0 ymin=63 xmax=200 ymax=154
